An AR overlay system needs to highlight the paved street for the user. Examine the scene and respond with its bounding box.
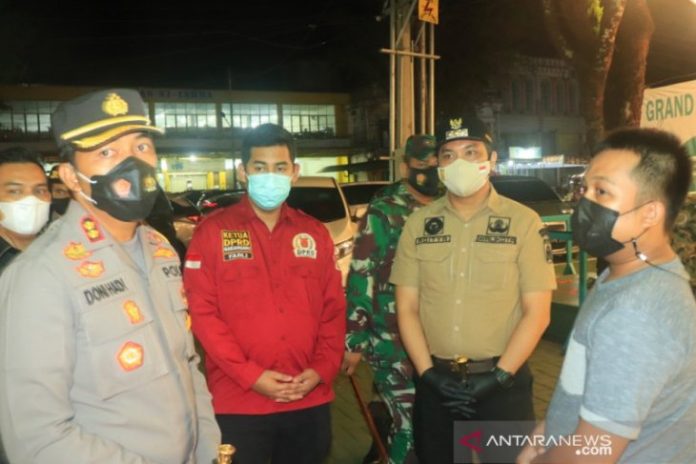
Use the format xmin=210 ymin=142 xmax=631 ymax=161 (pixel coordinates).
xmin=327 ymin=339 xmax=565 ymax=464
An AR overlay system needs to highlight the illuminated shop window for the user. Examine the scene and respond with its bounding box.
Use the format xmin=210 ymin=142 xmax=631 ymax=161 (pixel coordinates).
xmin=281 ymin=104 xmax=336 ymax=136
xmin=0 ymin=101 xmax=60 ymax=135
xmin=220 ymin=103 xmax=278 ymax=129
xmin=154 ymin=102 xmax=216 ymax=131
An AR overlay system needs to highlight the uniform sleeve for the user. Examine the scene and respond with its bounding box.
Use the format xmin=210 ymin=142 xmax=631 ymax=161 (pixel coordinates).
xmin=184 ymin=220 xmax=264 ymax=391
xmin=345 ymin=207 xmax=390 ymax=353
xmin=580 ymin=305 xmax=683 ymax=439
xmin=0 ymin=261 xmax=158 ymax=464
xmin=189 ymin=343 xmax=221 ymax=463
xmin=517 ymin=214 xmax=557 ymax=292
xmin=309 ymin=225 xmax=347 ymax=384
xmin=389 ymin=213 xmax=420 ymax=287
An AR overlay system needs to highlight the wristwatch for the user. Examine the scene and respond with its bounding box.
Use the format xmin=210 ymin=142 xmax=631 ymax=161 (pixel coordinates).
xmin=493 ymin=366 xmax=515 ymax=389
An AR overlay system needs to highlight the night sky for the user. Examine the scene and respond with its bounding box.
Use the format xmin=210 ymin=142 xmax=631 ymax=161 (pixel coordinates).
xmin=1 ymin=0 xmax=695 ymax=91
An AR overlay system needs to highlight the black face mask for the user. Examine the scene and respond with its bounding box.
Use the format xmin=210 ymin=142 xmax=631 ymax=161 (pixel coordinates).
xmin=571 ymin=197 xmax=646 ymax=258
xmin=78 ymin=156 xmax=159 ymax=222
xmin=50 ymin=197 xmax=70 ymax=216
xmin=407 ymin=166 xmax=440 ymax=197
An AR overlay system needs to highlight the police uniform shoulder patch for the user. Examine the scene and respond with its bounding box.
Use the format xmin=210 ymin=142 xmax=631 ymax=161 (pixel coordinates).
xmin=539 ymin=227 xmax=554 ymax=263
xmin=81 ymin=216 xmax=104 ymax=243
xmin=221 ymin=230 xmax=253 ymax=261
xmin=293 ymin=233 xmax=317 ymax=259
xmin=64 ymin=241 xmax=91 ymax=260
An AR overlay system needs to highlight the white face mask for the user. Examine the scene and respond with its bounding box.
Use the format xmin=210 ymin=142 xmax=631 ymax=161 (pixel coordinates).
xmin=438 ymin=159 xmax=491 ymax=197
xmin=0 ymin=195 xmax=50 ymax=236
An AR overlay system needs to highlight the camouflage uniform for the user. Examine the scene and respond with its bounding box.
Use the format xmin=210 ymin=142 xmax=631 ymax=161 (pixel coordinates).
xmin=346 ymin=181 xmax=424 ymax=464
xmin=673 ymin=194 xmax=696 ymax=296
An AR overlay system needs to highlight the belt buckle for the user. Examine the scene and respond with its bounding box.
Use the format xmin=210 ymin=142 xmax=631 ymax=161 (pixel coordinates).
xmin=453 ymin=355 xmax=469 ymax=376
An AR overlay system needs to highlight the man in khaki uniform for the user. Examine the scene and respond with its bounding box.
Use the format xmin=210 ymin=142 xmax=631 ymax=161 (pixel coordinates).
xmin=391 ymin=116 xmax=556 ymax=463
xmin=0 ymin=89 xmax=220 ymax=463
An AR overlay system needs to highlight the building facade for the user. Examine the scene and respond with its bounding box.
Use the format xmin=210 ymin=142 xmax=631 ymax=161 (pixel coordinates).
xmin=0 ymin=85 xmax=354 ymax=191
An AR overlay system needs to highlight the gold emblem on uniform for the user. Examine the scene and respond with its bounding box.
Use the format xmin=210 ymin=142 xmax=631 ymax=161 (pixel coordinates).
xmin=117 ymin=341 xmax=144 ymax=371
xmin=81 ymin=216 xmax=104 ymax=243
xmin=185 ymin=312 xmax=192 ymax=331
xmin=143 ymin=175 xmax=157 ymax=193
xmin=153 ymin=247 xmax=176 ymax=259
xmin=76 ymin=260 xmax=105 ymax=278
xmin=180 ymin=285 xmax=188 ymax=307
xmin=449 ymin=118 xmax=462 ymax=130
xmin=446 ymin=117 xmax=469 ymax=139
xmin=101 ymin=92 xmax=129 ymax=116
xmin=123 ymin=300 xmax=144 ymax=324
xmin=63 ymin=241 xmax=91 ymax=260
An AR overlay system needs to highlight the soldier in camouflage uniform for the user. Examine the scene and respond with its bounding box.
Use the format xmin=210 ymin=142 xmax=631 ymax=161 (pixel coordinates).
xmin=673 ymin=193 xmax=696 ymax=296
xmin=343 ymin=135 xmax=440 ymax=464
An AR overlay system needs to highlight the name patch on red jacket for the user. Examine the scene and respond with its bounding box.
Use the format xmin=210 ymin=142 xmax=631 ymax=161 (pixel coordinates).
xmin=222 ymin=230 xmax=253 ymax=261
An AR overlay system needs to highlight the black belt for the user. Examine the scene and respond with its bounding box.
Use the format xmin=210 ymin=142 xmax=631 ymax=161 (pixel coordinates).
xmin=431 ymin=355 xmax=499 ymax=378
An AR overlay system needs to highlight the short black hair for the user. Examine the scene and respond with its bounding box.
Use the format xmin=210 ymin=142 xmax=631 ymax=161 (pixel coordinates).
xmin=241 ymin=123 xmax=296 ymax=166
xmin=592 ymin=127 xmax=693 ymax=229
xmin=0 ymin=146 xmax=45 ymax=171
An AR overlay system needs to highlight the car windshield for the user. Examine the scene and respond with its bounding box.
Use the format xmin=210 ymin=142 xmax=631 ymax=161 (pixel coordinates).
xmin=491 ymin=177 xmax=561 ymax=202
xmin=287 ymin=187 xmax=346 ymax=223
xmin=341 ymin=184 xmax=386 ymax=205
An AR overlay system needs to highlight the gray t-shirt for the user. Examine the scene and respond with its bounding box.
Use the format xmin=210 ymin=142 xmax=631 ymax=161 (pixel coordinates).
xmin=545 ymin=258 xmax=696 ymax=463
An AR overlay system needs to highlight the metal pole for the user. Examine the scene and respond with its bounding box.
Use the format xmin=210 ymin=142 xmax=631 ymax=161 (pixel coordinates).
xmin=419 ymin=22 xmax=426 ymax=133
xmin=379 ymin=48 xmax=440 ymax=59
xmin=389 ymin=0 xmax=396 ymax=182
xmin=395 ymin=0 xmax=418 ymax=46
xmin=428 ymin=22 xmax=435 ymax=133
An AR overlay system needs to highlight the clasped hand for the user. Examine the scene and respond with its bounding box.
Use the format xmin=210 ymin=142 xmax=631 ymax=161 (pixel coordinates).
xmin=252 ymin=368 xmax=321 ymax=402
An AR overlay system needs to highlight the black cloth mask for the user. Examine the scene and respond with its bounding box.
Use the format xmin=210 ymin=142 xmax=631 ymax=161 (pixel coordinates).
xmin=50 ymin=197 xmax=70 ymax=216
xmin=407 ymin=166 xmax=440 ymax=197
xmin=571 ymin=197 xmax=647 ymax=258
xmin=79 ymin=156 xmax=159 ymax=222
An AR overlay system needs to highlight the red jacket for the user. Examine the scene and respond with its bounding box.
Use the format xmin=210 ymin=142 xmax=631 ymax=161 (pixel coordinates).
xmin=183 ymin=196 xmax=346 ymax=414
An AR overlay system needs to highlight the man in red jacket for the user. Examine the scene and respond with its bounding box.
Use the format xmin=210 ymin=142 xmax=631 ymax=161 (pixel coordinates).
xmin=184 ymin=123 xmax=346 ymax=464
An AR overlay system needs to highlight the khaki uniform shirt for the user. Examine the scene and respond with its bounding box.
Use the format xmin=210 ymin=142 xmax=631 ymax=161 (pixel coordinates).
xmin=390 ymin=187 xmax=557 ymax=359
xmin=0 ymin=201 xmax=220 ymax=464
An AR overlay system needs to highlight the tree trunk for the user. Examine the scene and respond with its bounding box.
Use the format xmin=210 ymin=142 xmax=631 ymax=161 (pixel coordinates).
xmin=604 ymin=0 xmax=654 ymax=130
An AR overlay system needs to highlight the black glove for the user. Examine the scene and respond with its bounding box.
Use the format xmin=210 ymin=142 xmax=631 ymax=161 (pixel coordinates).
xmin=421 ymin=367 xmax=476 ymax=418
xmin=466 ymin=367 xmax=514 ymax=401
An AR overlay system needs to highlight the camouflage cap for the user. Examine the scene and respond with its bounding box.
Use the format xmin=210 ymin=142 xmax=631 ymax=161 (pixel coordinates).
xmin=404 ymin=134 xmax=437 ymax=160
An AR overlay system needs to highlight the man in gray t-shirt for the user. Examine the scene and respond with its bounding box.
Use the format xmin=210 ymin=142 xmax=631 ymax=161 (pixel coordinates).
xmin=519 ymin=127 xmax=696 ymax=464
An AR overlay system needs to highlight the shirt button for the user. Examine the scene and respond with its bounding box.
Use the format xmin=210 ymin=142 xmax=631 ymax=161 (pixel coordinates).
xmin=461 ymin=248 xmax=466 ymax=253
xmin=454 ymin=326 xmax=460 ymax=332
xmin=456 ymin=299 xmax=461 ymax=304
xmin=459 ymin=272 xmax=465 ymax=277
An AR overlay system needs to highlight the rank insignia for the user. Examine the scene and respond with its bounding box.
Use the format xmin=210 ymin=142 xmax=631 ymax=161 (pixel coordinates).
xmin=81 ymin=216 xmax=104 ymax=243
xmin=117 ymin=341 xmax=144 ymax=372
xmin=102 ymin=92 xmax=129 ymax=116
xmin=143 ymin=175 xmax=157 ymax=193
xmin=293 ymin=233 xmax=317 ymax=259
xmin=123 ymin=300 xmax=144 ymax=325
xmin=180 ymin=285 xmax=188 ymax=307
xmin=487 ymin=216 xmax=511 ymax=236
xmin=64 ymin=242 xmax=91 ymax=260
xmin=153 ymin=247 xmax=176 ymax=259
xmin=424 ymin=216 xmax=444 ymax=235
xmin=76 ymin=260 xmax=105 ymax=278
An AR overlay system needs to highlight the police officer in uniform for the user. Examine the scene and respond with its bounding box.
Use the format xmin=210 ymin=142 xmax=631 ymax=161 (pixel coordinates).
xmin=391 ymin=117 xmax=556 ymax=463
xmin=0 ymin=89 xmax=221 ymax=463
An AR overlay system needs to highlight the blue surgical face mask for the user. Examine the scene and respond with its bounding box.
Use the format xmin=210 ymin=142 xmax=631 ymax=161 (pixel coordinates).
xmin=247 ymin=173 xmax=292 ymax=211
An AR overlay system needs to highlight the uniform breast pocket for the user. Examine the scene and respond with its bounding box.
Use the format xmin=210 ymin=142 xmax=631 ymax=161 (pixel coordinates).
xmin=220 ymin=265 xmax=262 ymax=319
xmin=286 ymin=264 xmax=321 ymax=316
xmin=471 ymin=244 xmax=518 ymax=291
xmin=416 ymin=245 xmax=453 ymax=293
xmin=81 ymin=303 xmax=170 ymax=400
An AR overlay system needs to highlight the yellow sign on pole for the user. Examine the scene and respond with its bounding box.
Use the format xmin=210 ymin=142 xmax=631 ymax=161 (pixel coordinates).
xmin=418 ymin=0 xmax=439 ymax=24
